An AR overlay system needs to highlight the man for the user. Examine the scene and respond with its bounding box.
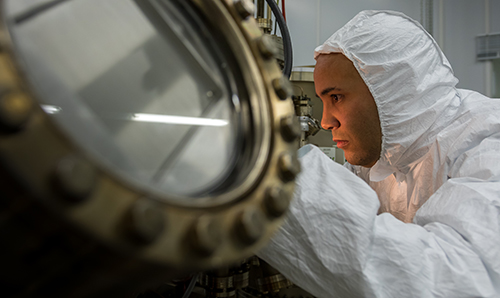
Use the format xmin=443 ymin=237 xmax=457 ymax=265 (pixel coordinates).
xmin=257 ymin=10 xmax=500 ymax=298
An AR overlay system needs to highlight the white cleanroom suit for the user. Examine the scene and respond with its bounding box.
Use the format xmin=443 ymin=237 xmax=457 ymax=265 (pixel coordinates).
xmin=257 ymin=10 xmax=500 ymax=298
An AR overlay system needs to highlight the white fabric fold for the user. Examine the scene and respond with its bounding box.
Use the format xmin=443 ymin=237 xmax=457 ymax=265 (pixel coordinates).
xmin=258 ymin=145 xmax=500 ymax=297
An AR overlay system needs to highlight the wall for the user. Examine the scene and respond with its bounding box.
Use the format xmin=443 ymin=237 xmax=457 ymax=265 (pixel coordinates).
xmin=283 ymin=0 xmax=420 ymax=67
xmin=488 ymin=0 xmax=500 ymax=97
xmin=280 ymin=0 xmax=500 ymax=95
xmin=435 ymin=0 xmax=500 ymax=95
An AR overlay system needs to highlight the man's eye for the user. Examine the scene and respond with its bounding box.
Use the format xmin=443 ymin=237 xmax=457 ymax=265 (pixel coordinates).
xmin=331 ymin=94 xmax=341 ymax=102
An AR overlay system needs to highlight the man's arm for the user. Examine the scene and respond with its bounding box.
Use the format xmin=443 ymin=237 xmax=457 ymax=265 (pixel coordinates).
xmin=257 ymin=145 xmax=499 ymax=298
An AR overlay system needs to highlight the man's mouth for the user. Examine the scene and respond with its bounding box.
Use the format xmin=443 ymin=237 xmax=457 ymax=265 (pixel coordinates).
xmin=333 ymin=140 xmax=349 ymax=148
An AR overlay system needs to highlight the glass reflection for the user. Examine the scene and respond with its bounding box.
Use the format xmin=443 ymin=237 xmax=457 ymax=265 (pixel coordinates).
xmin=8 ymin=0 xmax=243 ymax=198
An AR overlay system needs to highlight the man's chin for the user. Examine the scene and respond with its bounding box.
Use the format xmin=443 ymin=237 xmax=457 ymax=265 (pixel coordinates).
xmin=345 ymin=155 xmax=377 ymax=168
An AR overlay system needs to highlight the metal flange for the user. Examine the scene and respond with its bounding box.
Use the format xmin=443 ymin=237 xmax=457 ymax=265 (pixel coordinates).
xmin=0 ymin=0 xmax=300 ymax=296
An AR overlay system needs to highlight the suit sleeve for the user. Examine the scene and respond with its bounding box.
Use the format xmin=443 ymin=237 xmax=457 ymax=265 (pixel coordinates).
xmin=257 ymin=145 xmax=500 ymax=298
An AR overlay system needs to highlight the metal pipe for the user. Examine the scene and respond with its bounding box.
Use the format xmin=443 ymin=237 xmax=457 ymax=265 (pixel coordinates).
xmin=257 ymin=0 xmax=265 ymax=18
xmin=181 ymin=273 xmax=200 ymax=298
xmin=265 ymin=0 xmax=293 ymax=78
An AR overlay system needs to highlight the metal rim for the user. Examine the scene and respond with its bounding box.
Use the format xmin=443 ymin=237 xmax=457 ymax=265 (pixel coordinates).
xmin=0 ymin=0 xmax=300 ymax=269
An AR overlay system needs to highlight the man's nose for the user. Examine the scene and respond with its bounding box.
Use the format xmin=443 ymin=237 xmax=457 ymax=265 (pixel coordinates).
xmin=321 ymin=108 xmax=340 ymax=130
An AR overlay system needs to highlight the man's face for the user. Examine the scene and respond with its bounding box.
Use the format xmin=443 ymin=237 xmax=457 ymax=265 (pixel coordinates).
xmin=314 ymin=53 xmax=382 ymax=168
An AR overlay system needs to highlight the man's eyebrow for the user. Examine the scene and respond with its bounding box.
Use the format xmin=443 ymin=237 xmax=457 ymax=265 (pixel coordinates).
xmin=319 ymin=86 xmax=339 ymax=97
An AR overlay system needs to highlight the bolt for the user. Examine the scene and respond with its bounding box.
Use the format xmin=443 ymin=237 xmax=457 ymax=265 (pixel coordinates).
xmin=0 ymin=85 xmax=32 ymax=132
xmin=188 ymin=216 xmax=222 ymax=257
xmin=278 ymin=152 xmax=300 ymax=182
xmin=234 ymin=208 xmax=265 ymax=246
xmin=263 ymin=186 xmax=289 ymax=218
xmin=53 ymin=154 xmax=97 ymax=203
xmin=280 ymin=115 xmax=301 ymax=142
xmin=234 ymin=0 xmax=255 ymax=19
xmin=272 ymin=77 xmax=292 ymax=100
xmin=257 ymin=35 xmax=278 ymax=60
xmin=127 ymin=199 xmax=165 ymax=244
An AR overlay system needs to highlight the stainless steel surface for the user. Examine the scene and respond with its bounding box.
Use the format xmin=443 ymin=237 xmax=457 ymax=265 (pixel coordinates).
xmin=290 ymin=70 xmax=338 ymax=149
xmin=294 ymin=97 xmax=321 ymax=148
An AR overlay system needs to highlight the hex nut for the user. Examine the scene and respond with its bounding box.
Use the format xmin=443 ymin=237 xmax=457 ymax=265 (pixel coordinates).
xmin=0 ymin=85 xmax=32 ymax=132
xmin=127 ymin=199 xmax=165 ymax=245
xmin=188 ymin=216 xmax=222 ymax=257
xmin=257 ymin=35 xmax=278 ymax=60
xmin=234 ymin=0 xmax=255 ymax=19
xmin=278 ymin=152 xmax=300 ymax=182
xmin=234 ymin=208 xmax=265 ymax=246
xmin=272 ymin=77 xmax=292 ymax=100
xmin=53 ymin=154 xmax=97 ymax=203
xmin=263 ymin=187 xmax=289 ymax=219
xmin=280 ymin=115 xmax=301 ymax=142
